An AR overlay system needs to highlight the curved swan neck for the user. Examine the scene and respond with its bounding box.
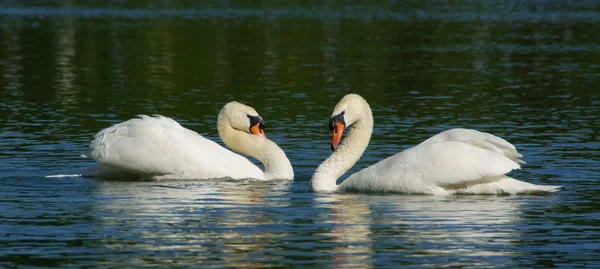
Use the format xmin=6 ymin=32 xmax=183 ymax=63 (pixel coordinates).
xmin=311 ymin=106 xmax=373 ymax=192
xmin=218 ymin=120 xmax=293 ymax=180
xmin=255 ymin=139 xmax=294 ymax=180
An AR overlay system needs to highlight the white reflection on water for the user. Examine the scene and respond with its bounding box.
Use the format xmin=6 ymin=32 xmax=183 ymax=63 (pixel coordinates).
xmin=55 ymin=13 xmax=76 ymax=103
xmin=93 ymin=180 xmax=526 ymax=268
xmin=92 ymin=179 xmax=292 ymax=268
xmin=314 ymin=194 xmax=374 ymax=268
xmin=314 ymin=194 xmax=522 ymax=267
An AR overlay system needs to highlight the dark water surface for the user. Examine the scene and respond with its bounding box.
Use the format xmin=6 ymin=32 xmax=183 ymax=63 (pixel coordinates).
xmin=1 ymin=1 xmax=599 ymax=268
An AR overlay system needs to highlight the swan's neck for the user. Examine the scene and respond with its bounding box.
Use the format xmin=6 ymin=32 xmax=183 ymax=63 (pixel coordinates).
xmin=218 ymin=123 xmax=293 ymax=180
xmin=252 ymin=139 xmax=294 ymax=180
xmin=311 ymin=110 xmax=373 ymax=192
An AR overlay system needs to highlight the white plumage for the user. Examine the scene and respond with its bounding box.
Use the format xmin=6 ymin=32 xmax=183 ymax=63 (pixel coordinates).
xmin=311 ymin=94 xmax=561 ymax=194
xmin=83 ymin=102 xmax=293 ymax=181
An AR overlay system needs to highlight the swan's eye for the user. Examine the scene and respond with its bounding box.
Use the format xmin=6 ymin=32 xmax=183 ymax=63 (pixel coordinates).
xmin=329 ymin=118 xmax=336 ymax=131
xmin=247 ymin=114 xmax=266 ymax=132
xmin=329 ymin=112 xmax=346 ymax=131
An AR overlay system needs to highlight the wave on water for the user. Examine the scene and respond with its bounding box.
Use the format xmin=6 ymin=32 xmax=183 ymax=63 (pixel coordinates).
xmin=45 ymin=174 xmax=82 ymax=178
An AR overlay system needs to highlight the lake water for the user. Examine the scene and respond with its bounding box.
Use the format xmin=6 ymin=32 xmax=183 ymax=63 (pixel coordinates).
xmin=1 ymin=1 xmax=599 ymax=268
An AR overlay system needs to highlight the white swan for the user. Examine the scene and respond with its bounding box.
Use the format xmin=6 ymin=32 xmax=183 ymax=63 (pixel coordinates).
xmin=82 ymin=101 xmax=294 ymax=181
xmin=311 ymin=94 xmax=561 ymax=194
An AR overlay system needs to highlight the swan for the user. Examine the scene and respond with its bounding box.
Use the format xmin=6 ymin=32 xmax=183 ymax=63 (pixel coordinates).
xmin=311 ymin=94 xmax=561 ymax=194
xmin=82 ymin=101 xmax=294 ymax=181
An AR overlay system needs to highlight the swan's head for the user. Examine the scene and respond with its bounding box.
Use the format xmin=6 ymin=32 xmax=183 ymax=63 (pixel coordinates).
xmin=219 ymin=101 xmax=266 ymax=139
xmin=329 ymin=94 xmax=369 ymax=150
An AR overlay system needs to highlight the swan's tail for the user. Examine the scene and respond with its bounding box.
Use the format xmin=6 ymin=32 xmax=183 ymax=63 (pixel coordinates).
xmin=535 ymin=184 xmax=562 ymax=193
xmin=455 ymin=176 xmax=562 ymax=195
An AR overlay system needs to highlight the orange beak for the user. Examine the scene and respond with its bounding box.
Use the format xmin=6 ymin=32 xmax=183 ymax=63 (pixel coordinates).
xmin=331 ymin=121 xmax=345 ymax=150
xmin=250 ymin=122 xmax=266 ymax=139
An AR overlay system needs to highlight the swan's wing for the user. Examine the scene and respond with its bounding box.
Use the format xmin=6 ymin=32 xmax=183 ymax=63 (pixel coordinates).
xmin=410 ymin=141 xmax=521 ymax=187
xmin=85 ymin=115 xmax=263 ymax=179
xmin=342 ymin=141 xmax=520 ymax=193
xmin=420 ymin=128 xmax=525 ymax=164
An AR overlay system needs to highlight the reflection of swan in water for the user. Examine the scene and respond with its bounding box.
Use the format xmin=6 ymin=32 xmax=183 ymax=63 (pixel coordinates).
xmin=313 ymin=194 xmax=374 ymax=268
xmin=313 ymin=194 xmax=523 ymax=267
xmin=93 ymin=179 xmax=292 ymax=268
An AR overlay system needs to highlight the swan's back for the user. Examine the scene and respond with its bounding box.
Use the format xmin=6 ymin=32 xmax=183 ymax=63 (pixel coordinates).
xmin=84 ymin=115 xmax=263 ymax=179
xmin=340 ymin=141 xmax=521 ymax=194
xmin=420 ymin=128 xmax=525 ymax=164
